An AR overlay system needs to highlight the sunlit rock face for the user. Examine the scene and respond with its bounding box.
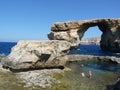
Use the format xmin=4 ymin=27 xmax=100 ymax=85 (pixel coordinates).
xmin=1 ymin=40 xmax=71 ymax=70
xmin=48 ymin=18 xmax=120 ymax=52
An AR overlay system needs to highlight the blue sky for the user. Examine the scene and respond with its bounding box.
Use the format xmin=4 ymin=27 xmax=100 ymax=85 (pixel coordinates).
xmin=0 ymin=0 xmax=120 ymax=42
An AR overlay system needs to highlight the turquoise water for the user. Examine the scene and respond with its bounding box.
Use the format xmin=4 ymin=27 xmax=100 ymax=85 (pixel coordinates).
xmin=63 ymin=61 xmax=120 ymax=90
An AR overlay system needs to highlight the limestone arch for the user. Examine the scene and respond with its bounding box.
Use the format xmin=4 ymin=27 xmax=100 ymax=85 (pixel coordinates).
xmin=48 ymin=18 xmax=120 ymax=53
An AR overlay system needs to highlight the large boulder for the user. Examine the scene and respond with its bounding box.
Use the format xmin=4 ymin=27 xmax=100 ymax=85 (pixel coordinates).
xmin=1 ymin=40 xmax=71 ymax=70
xmin=48 ymin=18 xmax=120 ymax=52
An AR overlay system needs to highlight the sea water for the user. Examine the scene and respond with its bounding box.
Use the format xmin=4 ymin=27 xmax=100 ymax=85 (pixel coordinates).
xmin=0 ymin=42 xmax=16 ymax=56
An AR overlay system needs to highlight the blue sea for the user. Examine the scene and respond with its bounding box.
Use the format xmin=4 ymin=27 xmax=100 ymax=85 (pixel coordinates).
xmin=69 ymin=44 xmax=120 ymax=57
xmin=78 ymin=44 xmax=120 ymax=57
xmin=0 ymin=42 xmax=17 ymax=56
xmin=0 ymin=42 xmax=120 ymax=57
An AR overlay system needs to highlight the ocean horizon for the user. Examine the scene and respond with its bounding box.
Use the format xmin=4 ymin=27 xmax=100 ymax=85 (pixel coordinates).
xmin=0 ymin=42 xmax=120 ymax=57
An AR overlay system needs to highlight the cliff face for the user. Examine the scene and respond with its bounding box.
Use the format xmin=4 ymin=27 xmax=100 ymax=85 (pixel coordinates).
xmin=48 ymin=18 xmax=120 ymax=52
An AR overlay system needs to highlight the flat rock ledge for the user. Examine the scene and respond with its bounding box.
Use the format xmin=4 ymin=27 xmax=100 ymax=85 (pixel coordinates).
xmin=1 ymin=40 xmax=71 ymax=70
xmin=68 ymin=54 xmax=120 ymax=64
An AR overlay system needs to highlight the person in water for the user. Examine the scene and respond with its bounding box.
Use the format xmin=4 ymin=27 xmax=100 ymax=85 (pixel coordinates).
xmin=81 ymin=64 xmax=84 ymax=67
xmin=80 ymin=64 xmax=85 ymax=77
xmin=88 ymin=70 xmax=92 ymax=79
xmin=81 ymin=72 xmax=85 ymax=77
xmin=80 ymin=64 xmax=92 ymax=79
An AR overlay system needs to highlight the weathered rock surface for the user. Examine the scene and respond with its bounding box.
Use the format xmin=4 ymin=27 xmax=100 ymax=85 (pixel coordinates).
xmin=0 ymin=56 xmax=10 ymax=72
xmin=1 ymin=40 xmax=71 ymax=70
xmin=0 ymin=63 xmax=10 ymax=72
xmin=48 ymin=18 xmax=120 ymax=52
xmin=18 ymin=69 xmax=62 ymax=89
xmin=0 ymin=56 xmax=5 ymax=60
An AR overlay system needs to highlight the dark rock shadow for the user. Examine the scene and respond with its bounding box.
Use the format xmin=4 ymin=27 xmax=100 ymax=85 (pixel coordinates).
xmin=2 ymin=65 xmax=64 ymax=73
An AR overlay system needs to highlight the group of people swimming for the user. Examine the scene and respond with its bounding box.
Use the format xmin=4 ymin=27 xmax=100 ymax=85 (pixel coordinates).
xmin=80 ymin=64 xmax=92 ymax=79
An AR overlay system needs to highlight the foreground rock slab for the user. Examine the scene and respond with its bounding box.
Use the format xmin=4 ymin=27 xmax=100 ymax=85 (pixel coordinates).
xmin=1 ymin=40 xmax=71 ymax=70
xmin=18 ymin=69 xmax=62 ymax=89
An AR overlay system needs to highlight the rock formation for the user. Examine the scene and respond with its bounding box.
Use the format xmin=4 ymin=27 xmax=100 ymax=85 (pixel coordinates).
xmin=2 ymin=18 xmax=120 ymax=70
xmin=1 ymin=40 xmax=70 ymax=70
xmin=48 ymin=18 xmax=120 ymax=52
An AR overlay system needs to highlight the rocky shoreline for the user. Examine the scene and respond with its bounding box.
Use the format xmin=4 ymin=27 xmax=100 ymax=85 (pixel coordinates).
xmin=0 ymin=56 xmax=68 ymax=89
xmin=0 ymin=54 xmax=120 ymax=89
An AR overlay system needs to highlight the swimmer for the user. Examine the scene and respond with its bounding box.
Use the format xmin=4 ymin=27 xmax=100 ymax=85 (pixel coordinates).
xmin=81 ymin=72 xmax=85 ymax=77
xmin=88 ymin=70 xmax=92 ymax=79
xmin=81 ymin=64 xmax=84 ymax=67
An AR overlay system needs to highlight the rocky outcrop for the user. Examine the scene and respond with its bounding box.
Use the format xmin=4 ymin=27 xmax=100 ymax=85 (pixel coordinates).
xmin=1 ymin=40 xmax=71 ymax=70
xmin=48 ymin=18 xmax=120 ymax=52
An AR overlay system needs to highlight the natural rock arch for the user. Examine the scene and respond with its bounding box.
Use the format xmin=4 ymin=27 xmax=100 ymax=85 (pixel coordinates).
xmin=1 ymin=18 xmax=120 ymax=70
xmin=48 ymin=18 xmax=120 ymax=53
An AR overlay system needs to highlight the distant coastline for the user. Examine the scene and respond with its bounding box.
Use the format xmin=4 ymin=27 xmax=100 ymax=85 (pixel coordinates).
xmin=81 ymin=37 xmax=101 ymax=45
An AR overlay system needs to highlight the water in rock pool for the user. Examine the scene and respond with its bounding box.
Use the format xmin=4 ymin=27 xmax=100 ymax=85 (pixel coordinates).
xmin=64 ymin=61 xmax=120 ymax=90
xmin=0 ymin=42 xmax=120 ymax=90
